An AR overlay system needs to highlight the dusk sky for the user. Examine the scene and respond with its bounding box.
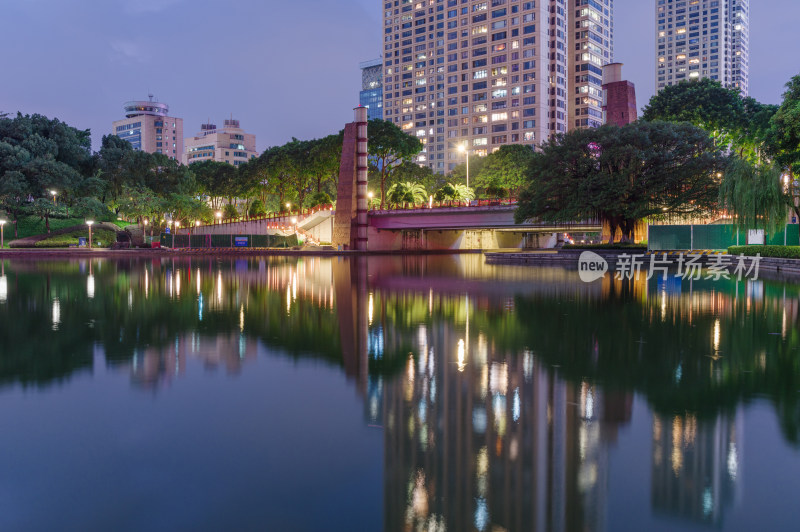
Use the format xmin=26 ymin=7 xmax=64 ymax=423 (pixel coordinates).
xmin=2 ymin=0 xmax=798 ymax=153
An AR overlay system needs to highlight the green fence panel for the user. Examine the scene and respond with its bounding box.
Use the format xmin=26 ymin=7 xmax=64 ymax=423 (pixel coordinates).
xmin=649 ymin=225 xmax=692 ymax=251
xmin=693 ymin=224 xmax=737 ymax=250
xmin=190 ymin=235 xmax=210 ymax=248
xmin=251 ymin=235 xmax=269 ymax=248
xmin=173 ymin=235 xmax=190 ymax=248
xmin=788 ymin=224 xmax=799 ymax=245
xmin=765 ymin=225 xmax=800 ymax=246
xmin=211 ymin=234 xmax=232 ymax=248
xmin=650 ymin=224 xmax=799 ymax=250
xmin=157 ymin=233 xmax=300 ymax=249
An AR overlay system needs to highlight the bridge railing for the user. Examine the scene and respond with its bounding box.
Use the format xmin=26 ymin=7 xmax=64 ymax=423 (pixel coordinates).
xmin=183 ymin=198 xmax=522 ymax=233
xmin=370 ymin=197 xmax=518 ymax=214
xmin=187 ymin=204 xmax=335 ymax=232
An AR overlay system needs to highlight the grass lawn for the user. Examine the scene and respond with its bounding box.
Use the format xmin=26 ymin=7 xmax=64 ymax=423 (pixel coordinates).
xmin=1 ymin=216 xmax=88 ymax=247
xmin=111 ymin=220 xmax=137 ymax=229
xmin=33 ymin=228 xmax=118 ymax=248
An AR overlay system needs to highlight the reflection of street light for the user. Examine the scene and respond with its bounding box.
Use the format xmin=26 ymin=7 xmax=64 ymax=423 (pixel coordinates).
xmin=0 ymin=220 xmax=6 ymax=249
xmin=457 ymin=339 xmax=466 ymax=372
xmin=457 ymin=143 xmax=469 ymax=188
xmin=86 ymin=220 xmax=94 ymax=249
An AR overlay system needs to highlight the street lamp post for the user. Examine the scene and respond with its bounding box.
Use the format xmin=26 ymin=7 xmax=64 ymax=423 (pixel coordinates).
xmin=50 ymin=190 xmax=57 ymax=206
xmin=216 ymin=211 xmax=222 ymax=224
xmin=174 ymin=221 xmax=180 ymax=249
xmin=86 ymin=221 xmax=94 ymax=249
xmin=457 ymin=143 xmax=469 ymax=189
xmin=0 ymin=220 xmax=6 ymax=249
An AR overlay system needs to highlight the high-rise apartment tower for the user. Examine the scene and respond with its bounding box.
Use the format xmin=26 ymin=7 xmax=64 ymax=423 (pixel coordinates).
xmin=655 ymin=0 xmax=749 ymax=95
xmin=360 ymin=58 xmax=385 ymax=120
xmin=382 ymin=0 xmax=614 ymax=173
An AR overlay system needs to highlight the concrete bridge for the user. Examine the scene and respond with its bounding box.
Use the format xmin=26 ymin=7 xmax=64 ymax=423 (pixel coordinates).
xmin=181 ymin=204 xmax=600 ymax=251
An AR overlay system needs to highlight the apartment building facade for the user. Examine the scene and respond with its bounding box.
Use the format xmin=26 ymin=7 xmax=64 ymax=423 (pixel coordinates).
xmin=183 ymin=119 xmax=258 ymax=166
xmin=655 ymin=0 xmax=749 ymax=95
xmin=112 ymin=97 xmax=183 ymax=160
xmin=382 ymin=0 xmax=614 ymax=173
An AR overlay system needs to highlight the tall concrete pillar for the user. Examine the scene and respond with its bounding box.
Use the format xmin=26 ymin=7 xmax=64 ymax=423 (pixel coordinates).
xmin=355 ymin=107 xmax=369 ymax=251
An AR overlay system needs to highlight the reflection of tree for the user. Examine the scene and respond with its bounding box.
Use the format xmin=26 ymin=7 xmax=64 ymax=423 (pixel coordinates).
xmin=512 ymin=276 xmax=800 ymax=446
xmin=1 ymin=257 xmax=799 ymax=449
xmin=0 ymin=258 xmax=344 ymax=388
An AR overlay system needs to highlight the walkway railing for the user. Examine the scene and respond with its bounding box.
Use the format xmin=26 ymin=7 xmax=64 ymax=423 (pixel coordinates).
xmin=178 ymin=198 xmax=518 ymax=233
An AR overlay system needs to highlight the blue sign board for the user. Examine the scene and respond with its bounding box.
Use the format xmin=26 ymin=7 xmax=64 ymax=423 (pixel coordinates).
xmin=78 ymin=238 xmax=87 ymax=248
xmin=165 ymin=227 xmax=171 ymax=234
xmin=234 ymin=236 xmax=249 ymax=247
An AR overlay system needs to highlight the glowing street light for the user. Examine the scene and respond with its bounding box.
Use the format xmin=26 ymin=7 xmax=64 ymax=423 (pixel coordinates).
xmin=86 ymin=220 xmax=94 ymax=249
xmin=215 ymin=211 xmax=222 ymax=224
xmin=50 ymin=190 xmax=57 ymax=206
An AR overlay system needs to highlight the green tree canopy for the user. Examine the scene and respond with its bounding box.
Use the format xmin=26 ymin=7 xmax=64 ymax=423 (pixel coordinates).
xmin=515 ymin=121 xmax=726 ymax=242
xmin=767 ymin=75 xmax=800 ymax=177
xmin=473 ymin=144 xmax=535 ymax=196
xmin=367 ymin=119 xmax=423 ymax=208
xmin=718 ymin=158 xmax=787 ymax=234
xmin=642 ymin=78 xmax=777 ymax=161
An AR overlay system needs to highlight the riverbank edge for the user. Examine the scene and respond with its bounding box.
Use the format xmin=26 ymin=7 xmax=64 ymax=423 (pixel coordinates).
xmin=485 ymin=249 xmax=800 ymax=277
xmin=0 ymin=248 xmax=484 ymax=258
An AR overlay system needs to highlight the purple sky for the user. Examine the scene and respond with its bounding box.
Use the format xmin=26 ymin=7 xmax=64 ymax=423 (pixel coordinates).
xmin=1 ymin=0 xmax=798 ymax=153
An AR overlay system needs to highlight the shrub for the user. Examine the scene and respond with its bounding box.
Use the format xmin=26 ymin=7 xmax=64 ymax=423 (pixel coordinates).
xmin=223 ymin=204 xmax=239 ymax=220
xmin=306 ymin=191 xmax=332 ymax=209
xmin=34 ymin=229 xmax=117 ymax=248
xmin=248 ymin=200 xmax=267 ymax=218
xmin=563 ymin=243 xmax=647 ymax=251
xmin=728 ymin=245 xmax=800 ymax=259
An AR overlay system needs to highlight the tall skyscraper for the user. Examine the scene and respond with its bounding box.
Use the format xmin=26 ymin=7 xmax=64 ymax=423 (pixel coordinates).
xmin=112 ymin=96 xmax=183 ymax=160
xmin=183 ymin=119 xmax=258 ymax=166
xmin=655 ymin=0 xmax=749 ymax=95
xmin=359 ymin=58 xmax=384 ymax=120
xmin=382 ymin=0 xmax=614 ymax=173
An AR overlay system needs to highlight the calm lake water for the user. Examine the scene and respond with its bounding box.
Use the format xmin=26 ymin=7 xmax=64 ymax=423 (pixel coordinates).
xmin=0 ymin=255 xmax=798 ymax=532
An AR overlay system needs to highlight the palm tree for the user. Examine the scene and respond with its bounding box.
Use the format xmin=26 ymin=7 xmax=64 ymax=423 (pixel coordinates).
xmin=433 ymin=183 xmax=475 ymax=204
xmin=387 ymin=182 xmax=428 ymax=208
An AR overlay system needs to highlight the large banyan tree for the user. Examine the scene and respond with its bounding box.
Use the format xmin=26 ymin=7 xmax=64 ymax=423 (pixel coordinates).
xmin=515 ymin=121 xmax=727 ymax=243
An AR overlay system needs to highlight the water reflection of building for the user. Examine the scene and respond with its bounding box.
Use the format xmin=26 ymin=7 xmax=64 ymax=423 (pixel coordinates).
xmin=651 ymin=410 xmax=742 ymax=526
xmin=129 ymin=333 xmax=258 ymax=389
xmin=380 ymin=319 xmax=633 ymax=532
